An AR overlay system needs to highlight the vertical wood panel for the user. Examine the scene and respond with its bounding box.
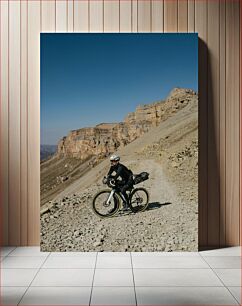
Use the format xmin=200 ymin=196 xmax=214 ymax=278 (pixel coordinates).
xmin=226 ymin=0 xmax=240 ymax=246
xmin=131 ymin=0 xmax=138 ymax=32
xmin=74 ymin=0 xmax=89 ymax=32
xmin=195 ymin=0 xmax=208 ymax=247
xmin=178 ymin=0 xmax=188 ymax=32
xmin=207 ymin=0 xmax=220 ymax=246
xmin=90 ymin=0 xmax=103 ymax=32
xmin=67 ymin=0 xmax=74 ymax=32
xmin=104 ymin=0 xmax=119 ymax=32
xmin=151 ymin=0 xmax=164 ymax=32
xmin=56 ymin=0 xmax=67 ymax=32
xmin=0 ymin=0 xmax=9 ymax=245
xmin=219 ymin=0 xmax=226 ymax=246
xmin=28 ymin=1 xmax=40 ymax=245
xmin=20 ymin=0 xmax=28 ymax=245
xmin=0 ymin=0 xmax=241 ymax=247
xmin=138 ymin=0 xmax=151 ymax=32
xmin=188 ymin=0 xmax=195 ymax=32
xmin=120 ymin=0 xmax=131 ymax=32
xmin=9 ymin=0 xmax=21 ymax=245
xmin=164 ymin=0 xmax=178 ymax=32
xmin=41 ymin=0 xmax=55 ymax=32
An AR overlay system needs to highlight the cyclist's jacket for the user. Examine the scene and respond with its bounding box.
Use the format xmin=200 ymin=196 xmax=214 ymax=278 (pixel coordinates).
xmin=107 ymin=163 xmax=133 ymax=182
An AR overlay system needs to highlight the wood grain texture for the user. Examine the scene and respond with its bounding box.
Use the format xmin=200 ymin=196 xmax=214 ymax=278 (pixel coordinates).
xmin=225 ymin=0 xmax=240 ymax=246
xmin=20 ymin=0 xmax=28 ymax=245
xmin=131 ymin=0 xmax=138 ymax=32
xmin=178 ymin=0 xmax=188 ymax=32
xmin=27 ymin=1 xmax=40 ymax=245
xmin=67 ymin=0 xmax=74 ymax=32
xmin=188 ymin=0 xmax=195 ymax=33
xmin=90 ymin=0 xmax=103 ymax=32
xmin=164 ymin=0 xmax=178 ymax=32
xmin=138 ymin=0 xmax=151 ymax=32
xmin=195 ymin=0 xmax=208 ymax=247
xmin=151 ymin=0 xmax=164 ymax=32
xmin=0 ymin=0 xmax=9 ymax=245
xmin=56 ymin=0 xmax=67 ymax=32
xmin=41 ymin=0 xmax=55 ymax=32
xmin=0 ymin=0 xmax=241 ymax=247
xmin=74 ymin=0 xmax=88 ymax=32
xmin=207 ymin=0 xmax=220 ymax=246
xmin=8 ymin=0 xmax=21 ymax=245
xmin=104 ymin=0 xmax=119 ymax=32
xmin=219 ymin=0 xmax=226 ymax=247
xmin=120 ymin=0 xmax=131 ymax=32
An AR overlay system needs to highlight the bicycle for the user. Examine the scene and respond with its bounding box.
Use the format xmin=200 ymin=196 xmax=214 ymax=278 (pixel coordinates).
xmin=92 ymin=175 xmax=149 ymax=218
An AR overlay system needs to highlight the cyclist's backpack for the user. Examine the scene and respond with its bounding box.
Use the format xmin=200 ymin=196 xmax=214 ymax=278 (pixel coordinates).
xmin=133 ymin=172 xmax=149 ymax=185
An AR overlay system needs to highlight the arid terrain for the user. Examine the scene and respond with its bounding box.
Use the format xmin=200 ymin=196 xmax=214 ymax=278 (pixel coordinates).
xmin=40 ymin=88 xmax=198 ymax=252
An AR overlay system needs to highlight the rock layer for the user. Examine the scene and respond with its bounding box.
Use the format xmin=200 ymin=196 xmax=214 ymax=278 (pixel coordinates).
xmin=57 ymin=88 xmax=197 ymax=160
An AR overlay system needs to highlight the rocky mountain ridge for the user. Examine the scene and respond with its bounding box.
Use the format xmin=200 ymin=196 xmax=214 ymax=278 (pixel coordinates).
xmin=56 ymin=88 xmax=197 ymax=161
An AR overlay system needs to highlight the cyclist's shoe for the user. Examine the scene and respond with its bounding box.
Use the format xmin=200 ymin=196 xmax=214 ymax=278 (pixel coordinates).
xmin=122 ymin=201 xmax=130 ymax=212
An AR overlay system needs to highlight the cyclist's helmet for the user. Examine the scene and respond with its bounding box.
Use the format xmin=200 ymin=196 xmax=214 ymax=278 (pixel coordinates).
xmin=110 ymin=154 xmax=120 ymax=162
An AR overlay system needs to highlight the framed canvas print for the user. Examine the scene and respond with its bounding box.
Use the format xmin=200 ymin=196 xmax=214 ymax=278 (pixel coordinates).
xmin=40 ymin=33 xmax=198 ymax=252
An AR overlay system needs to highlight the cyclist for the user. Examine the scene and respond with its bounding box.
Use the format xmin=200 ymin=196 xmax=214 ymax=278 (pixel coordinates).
xmin=107 ymin=154 xmax=134 ymax=210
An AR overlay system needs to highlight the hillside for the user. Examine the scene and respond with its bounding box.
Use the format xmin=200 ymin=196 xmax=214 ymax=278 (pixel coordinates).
xmin=41 ymin=88 xmax=197 ymax=206
xmin=40 ymin=88 xmax=198 ymax=252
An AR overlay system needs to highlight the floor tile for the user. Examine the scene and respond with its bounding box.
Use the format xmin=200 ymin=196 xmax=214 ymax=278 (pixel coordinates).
xmin=136 ymin=287 xmax=239 ymax=305
xmin=93 ymin=269 xmax=134 ymax=287
xmin=200 ymin=247 xmax=240 ymax=257
xmin=214 ymin=269 xmax=241 ymax=286
xmin=42 ymin=256 xmax=96 ymax=268
xmin=96 ymin=256 xmax=132 ymax=269
xmin=19 ymin=286 xmax=91 ymax=305
xmin=1 ymin=256 xmax=46 ymax=269
xmin=1 ymin=269 xmax=38 ymax=286
xmin=134 ymin=269 xmax=223 ymax=287
xmin=0 ymin=247 xmax=16 ymax=257
xmin=49 ymin=251 xmax=97 ymax=257
xmin=0 ymin=287 xmax=27 ymax=305
xmin=203 ymin=256 xmax=241 ymax=268
xmin=132 ymin=252 xmax=200 ymax=257
xmin=91 ymin=287 xmax=136 ymax=305
xmin=31 ymin=268 xmax=94 ymax=286
xmin=9 ymin=247 xmax=49 ymax=257
xmin=132 ymin=256 xmax=209 ymax=269
xmin=98 ymin=252 xmax=131 ymax=257
xmin=228 ymin=287 xmax=241 ymax=304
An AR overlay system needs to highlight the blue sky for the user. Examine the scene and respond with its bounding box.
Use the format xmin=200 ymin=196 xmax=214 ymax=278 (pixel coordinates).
xmin=41 ymin=33 xmax=198 ymax=145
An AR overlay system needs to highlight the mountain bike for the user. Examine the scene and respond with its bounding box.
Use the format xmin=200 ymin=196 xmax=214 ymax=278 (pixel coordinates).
xmin=92 ymin=176 xmax=149 ymax=218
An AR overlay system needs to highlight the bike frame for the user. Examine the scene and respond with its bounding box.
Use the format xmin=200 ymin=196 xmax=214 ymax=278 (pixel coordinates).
xmin=106 ymin=186 xmax=131 ymax=206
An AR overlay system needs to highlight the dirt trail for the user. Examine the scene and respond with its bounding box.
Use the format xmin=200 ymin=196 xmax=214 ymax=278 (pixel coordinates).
xmin=41 ymin=157 xmax=197 ymax=252
xmin=53 ymin=98 xmax=197 ymax=201
xmin=40 ymin=98 xmax=198 ymax=252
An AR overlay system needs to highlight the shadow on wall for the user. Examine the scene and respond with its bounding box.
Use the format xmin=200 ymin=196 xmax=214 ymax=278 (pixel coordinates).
xmin=198 ymin=38 xmax=221 ymax=250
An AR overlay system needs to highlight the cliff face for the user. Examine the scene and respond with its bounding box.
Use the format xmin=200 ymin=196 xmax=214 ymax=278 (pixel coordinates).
xmin=57 ymin=88 xmax=197 ymax=160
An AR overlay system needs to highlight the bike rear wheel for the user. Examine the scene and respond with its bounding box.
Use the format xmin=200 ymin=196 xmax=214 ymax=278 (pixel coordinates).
xmin=92 ymin=189 xmax=119 ymax=218
xmin=129 ymin=187 xmax=149 ymax=213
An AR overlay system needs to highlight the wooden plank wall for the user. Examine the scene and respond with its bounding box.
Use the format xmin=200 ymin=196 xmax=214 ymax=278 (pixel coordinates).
xmin=0 ymin=0 xmax=240 ymax=247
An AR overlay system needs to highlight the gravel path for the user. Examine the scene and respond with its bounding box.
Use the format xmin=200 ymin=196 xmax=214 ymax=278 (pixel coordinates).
xmin=40 ymin=159 xmax=198 ymax=252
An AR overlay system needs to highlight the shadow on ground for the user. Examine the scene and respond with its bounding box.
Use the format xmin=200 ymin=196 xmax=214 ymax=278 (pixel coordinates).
xmin=146 ymin=201 xmax=172 ymax=210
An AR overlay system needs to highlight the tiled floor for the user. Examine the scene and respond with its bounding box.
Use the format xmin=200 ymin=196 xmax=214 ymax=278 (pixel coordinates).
xmin=0 ymin=246 xmax=241 ymax=305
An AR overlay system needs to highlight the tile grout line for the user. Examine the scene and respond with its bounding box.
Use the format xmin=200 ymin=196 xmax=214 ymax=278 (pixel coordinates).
xmin=89 ymin=251 xmax=98 ymax=306
xmin=130 ymin=252 xmax=137 ymax=306
xmin=17 ymin=251 xmax=51 ymax=306
xmin=198 ymin=253 xmax=240 ymax=305
xmin=2 ymin=246 xmax=17 ymax=257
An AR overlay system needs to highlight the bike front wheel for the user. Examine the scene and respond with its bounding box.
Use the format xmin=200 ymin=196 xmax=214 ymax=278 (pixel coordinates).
xmin=129 ymin=187 xmax=149 ymax=213
xmin=92 ymin=189 xmax=119 ymax=218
